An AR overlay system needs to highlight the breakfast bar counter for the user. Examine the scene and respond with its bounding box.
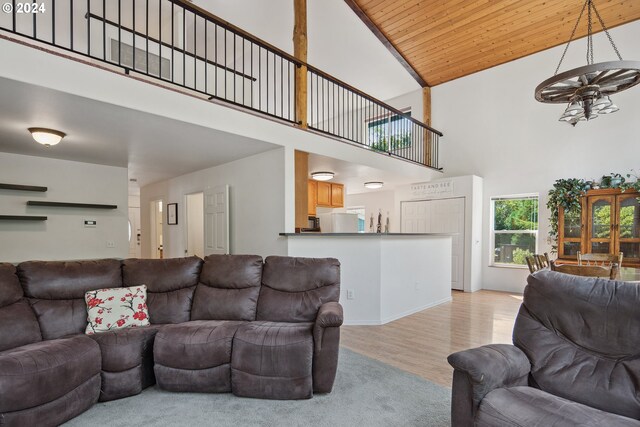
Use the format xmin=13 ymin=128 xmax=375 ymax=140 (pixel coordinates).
xmin=280 ymin=233 xmax=453 ymax=325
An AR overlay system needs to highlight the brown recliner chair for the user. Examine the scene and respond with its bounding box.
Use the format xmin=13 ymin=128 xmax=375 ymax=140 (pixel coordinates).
xmin=448 ymin=270 xmax=640 ymax=426
xmin=0 ymin=263 xmax=101 ymax=426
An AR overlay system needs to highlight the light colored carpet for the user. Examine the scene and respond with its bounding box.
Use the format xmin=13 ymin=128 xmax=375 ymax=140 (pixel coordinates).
xmin=65 ymin=348 xmax=451 ymax=427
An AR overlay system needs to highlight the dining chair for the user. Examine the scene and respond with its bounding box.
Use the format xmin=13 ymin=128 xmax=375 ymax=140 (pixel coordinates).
xmin=536 ymin=253 xmax=551 ymax=269
xmin=550 ymin=261 xmax=618 ymax=280
xmin=577 ymin=251 xmax=624 ymax=268
xmin=526 ymin=256 xmax=540 ymax=274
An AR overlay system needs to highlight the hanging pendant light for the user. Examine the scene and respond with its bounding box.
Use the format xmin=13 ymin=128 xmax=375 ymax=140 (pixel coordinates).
xmin=534 ymin=0 xmax=640 ymax=126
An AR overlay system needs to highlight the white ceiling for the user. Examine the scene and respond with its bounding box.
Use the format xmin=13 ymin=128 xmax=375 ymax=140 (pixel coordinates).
xmin=309 ymin=152 xmax=424 ymax=195
xmin=0 ymin=77 xmax=277 ymax=186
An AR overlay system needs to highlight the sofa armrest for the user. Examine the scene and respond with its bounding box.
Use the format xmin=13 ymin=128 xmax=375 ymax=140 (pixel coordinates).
xmin=316 ymin=302 xmax=344 ymax=328
xmin=447 ymin=344 xmax=530 ymax=426
xmin=313 ymin=302 xmax=343 ymax=349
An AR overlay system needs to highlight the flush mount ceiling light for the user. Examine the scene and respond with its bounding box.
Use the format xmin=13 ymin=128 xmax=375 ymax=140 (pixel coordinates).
xmin=534 ymin=0 xmax=640 ymax=126
xmin=28 ymin=128 xmax=66 ymax=147
xmin=311 ymin=171 xmax=334 ymax=181
xmin=364 ymin=181 xmax=384 ymax=189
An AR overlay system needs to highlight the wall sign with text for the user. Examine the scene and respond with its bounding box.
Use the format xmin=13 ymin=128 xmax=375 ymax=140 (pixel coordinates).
xmin=410 ymin=180 xmax=454 ymax=198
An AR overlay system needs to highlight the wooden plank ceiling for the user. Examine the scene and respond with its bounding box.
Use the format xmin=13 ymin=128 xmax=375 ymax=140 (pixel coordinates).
xmin=348 ymin=0 xmax=640 ymax=86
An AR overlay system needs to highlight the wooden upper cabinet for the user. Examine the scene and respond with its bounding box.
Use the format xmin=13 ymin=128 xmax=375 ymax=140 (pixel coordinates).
xmin=316 ymin=181 xmax=331 ymax=207
xmin=558 ymin=188 xmax=640 ymax=266
xmin=331 ymin=183 xmax=344 ymax=208
xmin=310 ymin=181 xmax=345 ymax=209
xmin=308 ymin=180 xmax=317 ymax=216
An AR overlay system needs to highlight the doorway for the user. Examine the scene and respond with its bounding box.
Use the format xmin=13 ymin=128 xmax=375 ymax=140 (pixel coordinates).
xmin=150 ymin=200 xmax=164 ymax=259
xmin=401 ymin=197 xmax=466 ymax=290
xmin=185 ymin=192 xmax=204 ymax=257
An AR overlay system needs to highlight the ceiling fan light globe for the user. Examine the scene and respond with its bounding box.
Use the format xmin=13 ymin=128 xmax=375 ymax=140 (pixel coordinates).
xmin=598 ymin=104 xmax=619 ymax=114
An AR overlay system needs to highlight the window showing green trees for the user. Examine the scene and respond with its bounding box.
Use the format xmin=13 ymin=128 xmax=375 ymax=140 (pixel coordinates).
xmin=367 ymin=111 xmax=412 ymax=152
xmin=492 ymin=196 xmax=539 ymax=265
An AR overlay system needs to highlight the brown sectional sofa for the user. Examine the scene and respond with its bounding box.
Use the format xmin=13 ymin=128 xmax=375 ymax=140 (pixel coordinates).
xmin=0 ymin=255 xmax=342 ymax=427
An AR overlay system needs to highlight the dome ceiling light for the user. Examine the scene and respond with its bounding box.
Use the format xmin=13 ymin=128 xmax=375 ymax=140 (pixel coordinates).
xmin=311 ymin=171 xmax=334 ymax=181
xmin=28 ymin=128 xmax=66 ymax=147
xmin=364 ymin=182 xmax=384 ymax=189
xmin=534 ymin=0 xmax=640 ymax=126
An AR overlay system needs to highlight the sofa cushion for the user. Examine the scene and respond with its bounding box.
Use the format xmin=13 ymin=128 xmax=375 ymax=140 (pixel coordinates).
xmin=191 ymin=255 xmax=263 ymax=321
xmin=154 ymin=320 xmax=245 ymax=393
xmin=0 ymin=263 xmax=41 ymax=352
xmin=85 ymin=286 xmax=150 ymax=334
xmin=88 ymin=325 xmax=161 ymax=401
xmin=123 ymin=257 xmax=202 ymax=324
xmin=18 ymin=259 xmax=123 ymax=340
xmin=0 ymin=335 xmax=101 ymax=412
xmin=231 ymin=321 xmax=314 ymax=399
xmin=88 ymin=325 xmax=161 ymax=372
xmin=514 ymin=270 xmax=640 ymax=419
xmin=257 ymin=256 xmax=340 ymax=322
xmin=155 ymin=320 xmax=245 ymax=369
xmin=476 ymin=386 xmax=640 ymax=427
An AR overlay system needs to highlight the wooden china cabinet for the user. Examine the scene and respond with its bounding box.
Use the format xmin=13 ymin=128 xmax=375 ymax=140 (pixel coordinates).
xmin=558 ymin=188 xmax=640 ymax=266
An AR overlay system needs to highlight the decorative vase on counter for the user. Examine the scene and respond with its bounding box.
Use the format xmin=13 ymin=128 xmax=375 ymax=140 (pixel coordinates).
xmin=377 ymin=209 xmax=382 ymax=234
xmin=385 ymin=212 xmax=390 ymax=233
xmin=370 ymin=213 xmax=374 ymax=233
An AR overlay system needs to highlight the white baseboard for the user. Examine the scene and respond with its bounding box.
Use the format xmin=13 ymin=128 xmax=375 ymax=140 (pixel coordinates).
xmin=343 ymin=296 xmax=452 ymax=326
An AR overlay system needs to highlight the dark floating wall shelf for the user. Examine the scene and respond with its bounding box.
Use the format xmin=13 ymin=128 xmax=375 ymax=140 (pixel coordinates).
xmin=0 ymin=183 xmax=48 ymax=192
xmin=0 ymin=215 xmax=47 ymax=221
xmin=27 ymin=201 xmax=118 ymax=209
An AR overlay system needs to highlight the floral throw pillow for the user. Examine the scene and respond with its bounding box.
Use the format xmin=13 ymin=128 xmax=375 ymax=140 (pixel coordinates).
xmin=85 ymin=286 xmax=150 ymax=334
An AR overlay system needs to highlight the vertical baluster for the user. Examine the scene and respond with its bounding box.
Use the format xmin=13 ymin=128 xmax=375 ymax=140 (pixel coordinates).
xmin=132 ymin=0 xmax=135 ymax=71
xmin=233 ymin=33 xmax=236 ymax=102
xmin=147 ymin=0 xmax=151 ymax=75
xmin=242 ymin=36 xmax=245 ymax=106
xmin=193 ymin=12 xmax=196 ymax=88
xmin=214 ymin=23 xmax=217 ymax=96
xmin=204 ymin=20 xmax=208 ymax=93
xmin=224 ymin=28 xmax=227 ymax=99
xmin=117 ymin=0 xmax=121 ymax=65
xmin=273 ymin=52 xmax=276 ymax=115
xmin=12 ymin=0 xmax=15 ymax=32
xmin=171 ymin=1 xmax=174 ymax=83
xmin=102 ymin=0 xmax=105 ymax=59
xmin=250 ymin=42 xmax=253 ymax=109
xmin=159 ymin=0 xmax=162 ymax=77
xmin=70 ymin=0 xmax=74 ymax=50
xmin=182 ymin=7 xmax=186 ymax=86
xmin=53 ymin=0 xmax=57 ymax=45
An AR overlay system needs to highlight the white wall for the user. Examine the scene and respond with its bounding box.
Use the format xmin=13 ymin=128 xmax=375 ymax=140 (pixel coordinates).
xmin=193 ymin=0 xmax=419 ymax=101
xmin=140 ymin=148 xmax=288 ymax=259
xmin=430 ymin=20 xmax=640 ymax=293
xmin=0 ymin=153 xmax=128 ymax=263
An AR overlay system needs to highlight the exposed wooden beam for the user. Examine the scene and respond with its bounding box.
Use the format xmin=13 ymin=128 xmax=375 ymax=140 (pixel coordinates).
xmin=344 ymin=0 xmax=428 ymax=87
xmin=294 ymin=150 xmax=309 ymax=231
xmin=294 ymin=0 xmax=308 ymax=128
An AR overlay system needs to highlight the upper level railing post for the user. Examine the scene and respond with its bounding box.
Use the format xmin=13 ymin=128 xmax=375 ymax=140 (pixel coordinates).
xmin=423 ymin=86 xmax=432 ymax=167
xmin=293 ymin=0 xmax=308 ymax=128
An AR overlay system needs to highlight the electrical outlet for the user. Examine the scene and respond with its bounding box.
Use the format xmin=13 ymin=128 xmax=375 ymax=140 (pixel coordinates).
xmin=347 ymin=290 xmax=354 ymax=300
xmin=106 ymin=241 xmax=116 ymax=248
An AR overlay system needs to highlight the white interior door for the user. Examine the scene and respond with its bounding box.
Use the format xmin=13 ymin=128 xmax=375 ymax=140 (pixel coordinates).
xmin=185 ymin=192 xmax=204 ymax=257
xmin=204 ymin=185 xmax=229 ymax=255
xmin=128 ymin=207 xmax=141 ymax=258
xmin=402 ymin=198 xmax=465 ymax=290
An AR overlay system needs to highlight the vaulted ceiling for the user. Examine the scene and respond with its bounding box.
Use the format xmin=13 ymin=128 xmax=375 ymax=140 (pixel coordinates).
xmin=347 ymin=0 xmax=640 ymax=86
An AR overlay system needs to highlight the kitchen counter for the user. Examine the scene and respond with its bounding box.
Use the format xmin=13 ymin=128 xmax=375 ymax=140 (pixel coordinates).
xmin=281 ymin=233 xmax=452 ymax=325
xmin=280 ymin=233 xmax=456 ymax=236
